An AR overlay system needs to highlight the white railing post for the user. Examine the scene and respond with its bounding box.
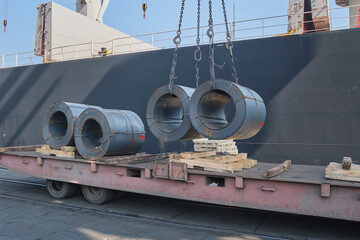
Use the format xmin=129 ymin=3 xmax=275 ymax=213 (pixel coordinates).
xmin=152 ymin=33 xmax=154 ymax=49
xmin=112 ymin=39 xmax=115 ymax=55
xmin=75 ymin=45 xmax=78 ymax=60
xmin=29 ymin=52 xmax=32 ymax=65
xmin=61 ymin=47 xmax=64 ymax=61
xmin=232 ymin=21 xmax=236 ymax=40
xmin=15 ymin=54 xmax=18 ymax=67
xmin=91 ymin=42 xmax=94 ymax=57
xmin=1 ymin=55 xmax=4 ymax=68
xmin=43 ymin=49 xmax=47 ymax=63
xmin=262 ymin=19 xmax=265 ymax=38
xmin=129 ymin=39 xmax=132 ymax=53
xmin=202 ymin=26 xmax=204 ymax=44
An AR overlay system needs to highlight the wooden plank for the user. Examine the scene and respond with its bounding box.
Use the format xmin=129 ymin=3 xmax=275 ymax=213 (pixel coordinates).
xmin=211 ymin=153 xmax=248 ymax=163
xmin=194 ymin=142 xmax=236 ymax=148
xmin=36 ymin=148 xmax=75 ymax=158
xmin=248 ymin=159 xmax=258 ymax=167
xmin=180 ymin=151 xmax=216 ymax=159
xmin=193 ymin=138 xmax=234 ymax=144
xmin=102 ymin=153 xmax=168 ymax=165
xmin=194 ymin=147 xmax=238 ymax=155
xmin=192 ymin=138 xmax=209 ymax=143
xmin=326 ymin=162 xmax=360 ymax=182
xmin=0 ymin=145 xmax=42 ymax=153
xmin=228 ymin=162 xmax=243 ymax=171
xmin=194 ymin=145 xmax=237 ymax=150
xmin=204 ymin=167 xmax=229 ymax=173
xmin=232 ymin=159 xmax=253 ymax=169
xmin=61 ymin=146 xmax=77 ymax=152
xmin=176 ymin=158 xmax=234 ymax=173
xmin=264 ymin=160 xmax=292 ymax=178
xmin=169 ymin=153 xmax=181 ymax=161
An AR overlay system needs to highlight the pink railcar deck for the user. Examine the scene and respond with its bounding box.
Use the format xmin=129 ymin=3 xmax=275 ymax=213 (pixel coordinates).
xmin=0 ymin=151 xmax=359 ymax=222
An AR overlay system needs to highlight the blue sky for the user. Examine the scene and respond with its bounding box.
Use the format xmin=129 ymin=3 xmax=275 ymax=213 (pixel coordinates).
xmin=0 ymin=0 xmax=348 ymax=55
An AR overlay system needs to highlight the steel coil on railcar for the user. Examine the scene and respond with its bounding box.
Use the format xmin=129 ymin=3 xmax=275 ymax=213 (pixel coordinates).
xmin=43 ymin=102 xmax=102 ymax=149
xmin=146 ymin=85 xmax=200 ymax=142
xmin=74 ymin=108 xmax=146 ymax=160
xmin=189 ymin=79 xmax=266 ymax=140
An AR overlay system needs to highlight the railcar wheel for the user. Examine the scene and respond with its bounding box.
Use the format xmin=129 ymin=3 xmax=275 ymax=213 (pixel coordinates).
xmin=81 ymin=185 xmax=116 ymax=205
xmin=46 ymin=180 xmax=79 ymax=199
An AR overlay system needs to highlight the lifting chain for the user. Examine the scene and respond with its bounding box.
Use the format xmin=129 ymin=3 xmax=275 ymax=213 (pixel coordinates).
xmin=169 ymin=0 xmax=186 ymax=94
xmin=221 ymin=0 xmax=238 ymax=84
xmin=194 ymin=0 xmax=202 ymax=88
xmin=208 ymin=0 xmax=216 ymax=89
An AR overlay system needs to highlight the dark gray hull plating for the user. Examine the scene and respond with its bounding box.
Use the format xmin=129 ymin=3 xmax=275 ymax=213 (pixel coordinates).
xmin=1 ymin=28 xmax=359 ymax=165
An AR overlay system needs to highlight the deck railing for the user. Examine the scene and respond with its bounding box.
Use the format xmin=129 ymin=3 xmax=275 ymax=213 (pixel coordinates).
xmin=0 ymin=4 xmax=358 ymax=69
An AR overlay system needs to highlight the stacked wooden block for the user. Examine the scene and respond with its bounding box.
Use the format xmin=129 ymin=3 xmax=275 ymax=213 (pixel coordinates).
xmin=193 ymin=138 xmax=238 ymax=155
xmin=36 ymin=145 xmax=77 ymax=158
xmin=169 ymin=151 xmax=257 ymax=173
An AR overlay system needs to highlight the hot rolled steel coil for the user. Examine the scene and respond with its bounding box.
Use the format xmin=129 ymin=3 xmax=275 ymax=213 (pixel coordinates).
xmin=146 ymin=85 xmax=200 ymax=142
xmin=43 ymin=102 xmax=102 ymax=149
xmin=74 ymin=108 xmax=145 ymax=160
xmin=189 ymin=79 xmax=266 ymax=140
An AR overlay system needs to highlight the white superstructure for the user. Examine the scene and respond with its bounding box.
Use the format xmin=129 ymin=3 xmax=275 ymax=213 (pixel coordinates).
xmin=34 ymin=1 xmax=154 ymax=62
xmin=76 ymin=0 xmax=110 ymax=23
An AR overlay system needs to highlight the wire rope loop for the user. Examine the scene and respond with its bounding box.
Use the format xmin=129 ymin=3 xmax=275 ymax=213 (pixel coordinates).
xmin=194 ymin=49 xmax=202 ymax=62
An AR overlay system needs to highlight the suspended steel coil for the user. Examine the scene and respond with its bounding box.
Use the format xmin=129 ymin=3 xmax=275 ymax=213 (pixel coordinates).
xmin=146 ymin=85 xmax=200 ymax=142
xmin=74 ymin=108 xmax=145 ymax=160
xmin=43 ymin=102 xmax=101 ymax=149
xmin=189 ymin=79 xmax=266 ymax=140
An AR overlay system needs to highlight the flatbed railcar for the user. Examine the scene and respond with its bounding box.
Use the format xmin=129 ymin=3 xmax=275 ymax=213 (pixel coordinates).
xmin=0 ymin=149 xmax=359 ymax=222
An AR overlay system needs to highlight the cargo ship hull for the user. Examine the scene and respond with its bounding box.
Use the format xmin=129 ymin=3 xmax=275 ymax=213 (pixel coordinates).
xmin=0 ymin=28 xmax=359 ymax=166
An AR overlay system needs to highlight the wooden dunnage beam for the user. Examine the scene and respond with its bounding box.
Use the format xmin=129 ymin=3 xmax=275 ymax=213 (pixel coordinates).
xmin=180 ymin=151 xmax=216 ymax=159
xmin=264 ymin=160 xmax=292 ymax=178
xmin=0 ymin=145 xmax=42 ymax=153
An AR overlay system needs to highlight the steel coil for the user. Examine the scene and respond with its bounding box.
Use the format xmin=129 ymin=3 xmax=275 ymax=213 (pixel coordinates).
xmin=43 ymin=102 xmax=102 ymax=149
xmin=189 ymin=79 xmax=266 ymax=140
xmin=74 ymin=108 xmax=145 ymax=160
xmin=146 ymin=85 xmax=200 ymax=142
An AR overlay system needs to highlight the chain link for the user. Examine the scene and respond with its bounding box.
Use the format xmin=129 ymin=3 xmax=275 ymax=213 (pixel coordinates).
xmin=221 ymin=0 xmax=238 ymax=84
xmin=169 ymin=0 xmax=186 ymax=94
xmin=208 ymin=0 xmax=216 ymax=89
xmin=194 ymin=0 xmax=202 ymax=88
